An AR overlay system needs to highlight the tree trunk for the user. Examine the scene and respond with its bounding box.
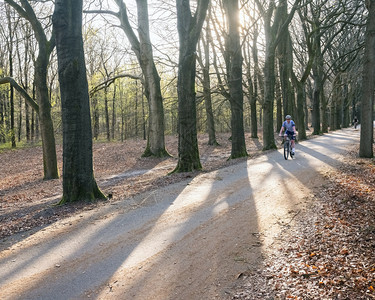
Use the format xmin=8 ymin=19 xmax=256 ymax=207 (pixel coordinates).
xmin=249 ymin=76 xmax=258 ymax=138
xmin=276 ymin=77 xmax=282 ymax=133
xmin=295 ymin=81 xmax=307 ymax=140
xmin=277 ymin=2 xmax=292 ymax=120
xmin=359 ymin=0 xmax=375 ymax=158
xmin=53 ymin=0 xmax=105 ymax=203
xmin=35 ymin=56 xmax=59 ymax=179
xmin=173 ymin=0 xmax=209 ymax=172
xmin=224 ymin=0 xmax=247 ymax=159
xmin=111 ymin=85 xmax=116 ymax=140
xmin=202 ymin=60 xmax=217 ymax=146
xmin=250 ymin=28 xmax=261 ymax=139
xmin=244 ymin=45 xmax=258 ymax=139
xmin=321 ymin=90 xmax=329 ymax=133
xmin=25 ymin=102 xmax=30 ymax=141
xmin=6 ymin=6 xmax=16 ymax=148
xmin=311 ymin=23 xmax=323 ymax=135
xmin=104 ymin=86 xmax=110 ymax=141
xmin=0 ymin=95 xmax=4 ymax=143
xmin=92 ymin=96 xmax=99 ymax=140
xmin=312 ymin=64 xmax=321 ymax=134
xmin=257 ymin=0 xmax=301 ymax=150
xmin=31 ymin=104 xmax=35 ymax=141
xmin=5 ymin=0 xmax=59 ymax=179
xmin=263 ymin=48 xmax=277 ymax=150
xmin=342 ymin=81 xmax=350 ymax=128
xmin=199 ymin=18 xmax=218 ymax=146
xmin=18 ymin=97 xmax=22 ymax=142
xmin=115 ymin=0 xmax=168 ymax=157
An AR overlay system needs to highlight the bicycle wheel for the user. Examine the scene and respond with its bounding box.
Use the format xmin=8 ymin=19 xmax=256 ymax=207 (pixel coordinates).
xmin=284 ymin=140 xmax=289 ymax=160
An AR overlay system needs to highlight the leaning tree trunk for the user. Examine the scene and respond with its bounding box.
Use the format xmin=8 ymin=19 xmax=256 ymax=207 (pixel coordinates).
xmin=35 ymin=55 xmax=59 ymax=179
xmin=5 ymin=5 xmax=16 ymax=149
xmin=359 ymin=0 xmax=375 ymax=158
xmin=137 ymin=0 xmax=168 ymax=157
xmin=115 ymin=0 xmax=168 ymax=157
xmin=5 ymin=0 xmax=59 ymax=179
xmin=53 ymin=0 xmax=105 ymax=203
xmin=224 ymin=0 xmax=247 ymax=159
xmin=173 ymin=0 xmax=209 ymax=172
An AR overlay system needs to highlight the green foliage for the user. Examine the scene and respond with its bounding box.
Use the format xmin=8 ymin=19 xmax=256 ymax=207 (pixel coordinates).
xmin=0 ymin=137 xmax=42 ymax=153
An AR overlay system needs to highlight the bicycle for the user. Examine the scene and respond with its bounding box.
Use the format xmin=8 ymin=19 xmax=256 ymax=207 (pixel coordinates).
xmin=282 ymin=134 xmax=294 ymax=160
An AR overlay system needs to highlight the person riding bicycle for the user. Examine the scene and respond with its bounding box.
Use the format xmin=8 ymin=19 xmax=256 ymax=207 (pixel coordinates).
xmin=279 ymin=115 xmax=297 ymax=155
xmin=353 ymin=116 xmax=358 ymax=129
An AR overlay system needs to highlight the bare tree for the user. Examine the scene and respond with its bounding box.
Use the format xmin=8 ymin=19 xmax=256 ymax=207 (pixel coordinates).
xmin=87 ymin=0 xmax=169 ymax=157
xmin=53 ymin=0 xmax=105 ymax=203
xmin=173 ymin=0 xmax=209 ymax=172
xmin=255 ymin=0 xmax=301 ymax=150
xmin=197 ymin=7 xmax=218 ymax=146
xmin=223 ymin=0 xmax=248 ymax=159
xmin=4 ymin=0 xmax=58 ymax=179
xmin=359 ymin=0 xmax=374 ymax=158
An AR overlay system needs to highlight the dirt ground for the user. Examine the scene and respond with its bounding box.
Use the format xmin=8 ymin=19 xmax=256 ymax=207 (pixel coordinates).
xmin=0 ymin=132 xmax=272 ymax=240
xmin=1 ymin=128 xmax=374 ymax=299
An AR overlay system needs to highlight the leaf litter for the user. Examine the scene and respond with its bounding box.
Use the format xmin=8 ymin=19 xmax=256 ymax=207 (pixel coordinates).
xmin=0 ymin=133 xmax=262 ymax=240
xmin=2 ymin=132 xmax=374 ymax=299
xmin=231 ymin=146 xmax=375 ymax=299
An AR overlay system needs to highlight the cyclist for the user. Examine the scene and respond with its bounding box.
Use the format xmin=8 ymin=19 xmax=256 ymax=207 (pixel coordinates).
xmin=353 ymin=116 xmax=358 ymax=129
xmin=279 ymin=115 xmax=297 ymax=155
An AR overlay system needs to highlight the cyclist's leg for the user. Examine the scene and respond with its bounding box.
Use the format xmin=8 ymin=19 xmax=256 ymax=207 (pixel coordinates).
xmin=291 ymin=139 xmax=295 ymax=152
xmin=287 ymin=132 xmax=295 ymax=154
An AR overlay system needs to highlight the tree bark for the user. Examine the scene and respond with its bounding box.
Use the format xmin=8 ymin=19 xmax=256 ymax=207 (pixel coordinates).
xmin=250 ymin=28 xmax=261 ymax=139
xmin=53 ymin=0 xmax=105 ymax=203
xmin=5 ymin=0 xmax=58 ymax=179
xmin=112 ymin=85 xmax=116 ymax=140
xmin=6 ymin=6 xmax=16 ymax=148
xmin=224 ymin=0 xmax=247 ymax=159
xmin=255 ymin=0 xmax=300 ymax=150
xmin=359 ymin=0 xmax=375 ymax=158
xmin=173 ymin=0 xmax=209 ymax=172
xmin=311 ymin=11 xmax=324 ymax=135
xmin=104 ymin=86 xmax=110 ymax=141
xmin=197 ymin=15 xmax=218 ymax=146
xmin=114 ymin=0 xmax=168 ymax=157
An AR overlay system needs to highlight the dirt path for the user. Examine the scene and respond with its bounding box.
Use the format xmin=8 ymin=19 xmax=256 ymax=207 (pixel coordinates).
xmin=0 ymin=129 xmax=359 ymax=300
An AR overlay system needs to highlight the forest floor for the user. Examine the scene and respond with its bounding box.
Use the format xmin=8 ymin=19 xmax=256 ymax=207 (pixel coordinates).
xmin=0 ymin=128 xmax=375 ymax=299
xmin=0 ymin=131 xmax=270 ymax=239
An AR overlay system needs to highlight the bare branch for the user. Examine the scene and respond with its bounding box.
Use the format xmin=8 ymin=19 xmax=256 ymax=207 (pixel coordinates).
xmin=0 ymin=77 xmax=39 ymax=113
xmin=89 ymin=73 xmax=142 ymax=96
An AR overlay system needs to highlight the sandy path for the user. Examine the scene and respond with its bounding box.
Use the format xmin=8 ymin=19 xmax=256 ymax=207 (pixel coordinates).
xmin=0 ymin=128 xmax=359 ymax=300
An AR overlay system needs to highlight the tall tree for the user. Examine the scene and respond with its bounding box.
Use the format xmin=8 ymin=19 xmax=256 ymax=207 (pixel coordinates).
xmin=5 ymin=4 xmax=16 ymax=148
xmin=88 ymin=0 xmax=169 ymax=157
xmin=255 ymin=0 xmax=300 ymax=150
xmin=173 ymin=0 xmax=209 ymax=172
xmin=53 ymin=0 xmax=105 ymax=203
xmin=359 ymin=0 xmax=374 ymax=158
xmin=223 ymin=0 xmax=247 ymax=159
xmin=4 ymin=0 xmax=58 ymax=179
xmin=250 ymin=24 xmax=263 ymax=139
xmin=197 ymin=10 xmax=218 ymax=146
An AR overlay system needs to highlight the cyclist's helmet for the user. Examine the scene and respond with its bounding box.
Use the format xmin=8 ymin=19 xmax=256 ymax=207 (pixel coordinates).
xmin=285 ymin=115 xmax=291 ymax=120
